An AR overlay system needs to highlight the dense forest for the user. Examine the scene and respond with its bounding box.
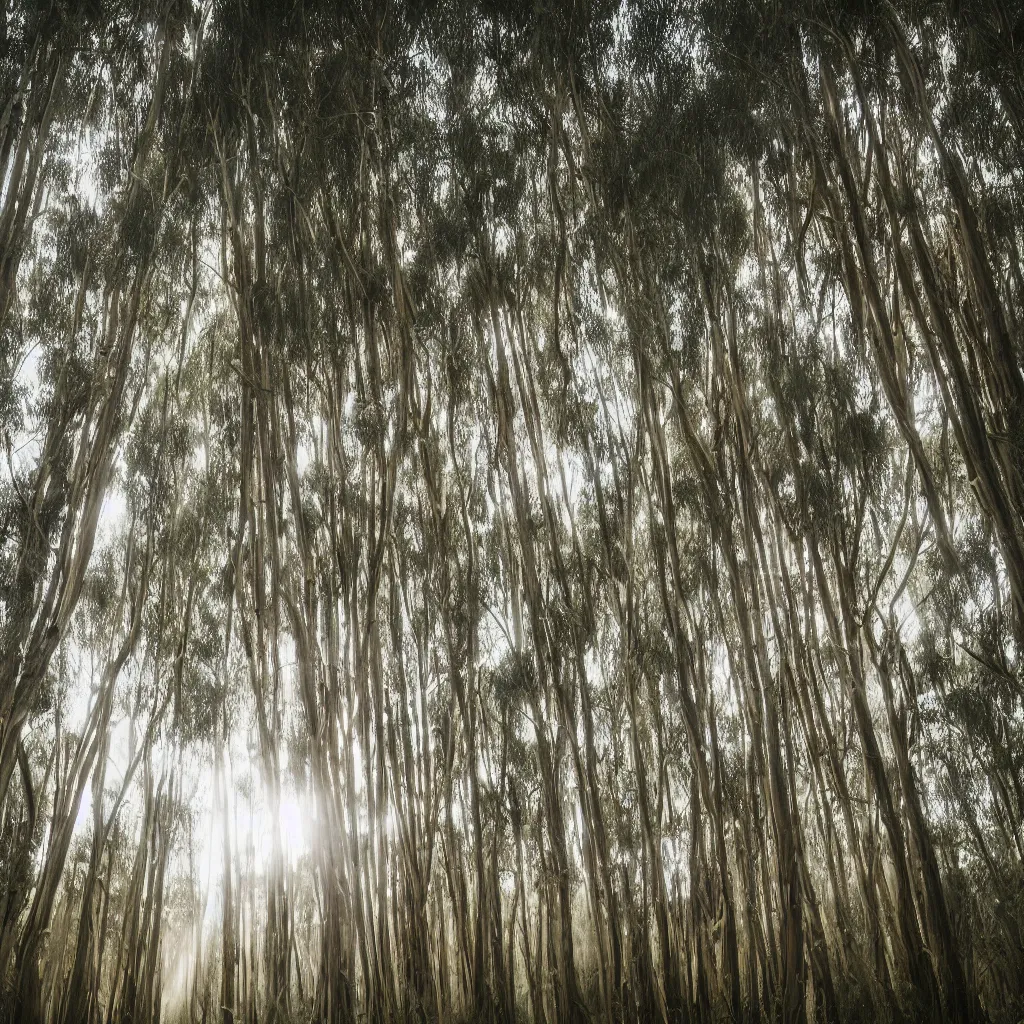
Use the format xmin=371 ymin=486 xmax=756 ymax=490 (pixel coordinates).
xmin=1 ymin=1 xmax=1022 ymax=1022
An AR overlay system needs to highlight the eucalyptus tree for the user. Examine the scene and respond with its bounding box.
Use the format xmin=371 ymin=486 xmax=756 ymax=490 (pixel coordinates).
xmin=2 ymin=2 xmax=1024 ymax=1023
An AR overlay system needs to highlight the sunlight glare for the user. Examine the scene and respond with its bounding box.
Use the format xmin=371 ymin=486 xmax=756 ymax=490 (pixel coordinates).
xmin=279 ymin=793 xmax=308 ymax=864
